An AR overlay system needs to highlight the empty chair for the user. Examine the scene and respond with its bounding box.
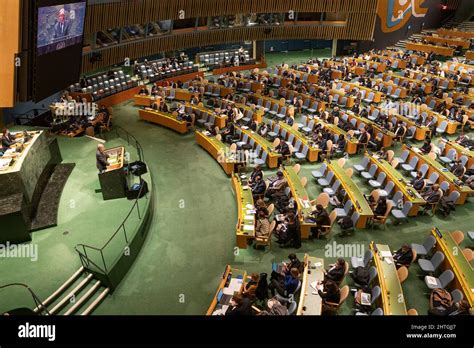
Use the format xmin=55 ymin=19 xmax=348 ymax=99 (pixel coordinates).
xmin=439 ymin=181 xmax=449 ymax=194
xmin=364 ymin=92 xmax=374 ymax=103
xmin=267 ymin=124 xmax=280 ymax=140
xmin=296 ymin=115 xmax=307 ymax=130
xmin=324 ymin=180 xmax=341 ymax=196
xmin=317 ymin=171 xmax=334 ymax=187
xmin=268 ymin=104 xmax=279 ymax=117
xmin=411 ymin=235 xmax=436 ymax=258
xmin=394 ymin=149 xmax=409 ymax=165
xmin=401 ymin=156 xmax=418 ymax=172
xmin=253 ymin=151 xmax=268 ymax=166
xmin=379 ymin=181 xmax=395 ymax=198
xmin=294 ymin=145 xmax=309 ymax=162
xmin=447 ymin=191 xmax=460 ymax=205
xmin=302 ymin=119 xmax=315 ymax=135
xmin=353 ymin=157 xmax=369 ymax=173
xmin=341 ymin=212 xmax=359 ymax=234
xmin=276 ymin=106 xmax=287 ymax=120
xmin=451 ymin=289 xmax=464 ymax=303
xmin=397 ymin=266 xmax=409 ymax=283
xmin=356 ymin=307 xmax=384 ymax=316
xmin=307 ymin=101 xmax=318 ymax=114
xmin=369 ymin=172 xmax=386 ymax=189
xmin=351 ymin=249 xmax=373 ymax=269
xmin=361 ymin=164 xmax=377 ymax=181
xmin=436 ymin=120 xmax=448 ymax=134
xmin=439 ymin=148 xmax=457 ymax=165
xmin=334 ymin=200 xmax=353 ymax=218
xmin=311 ymin=163 xmax=327 ymax=179
xmin=451 ymin=230 xmax=464 ymax=245
xmin=391 ymin=201 xmax=412 ymax=223
xmin=424 ymin=270 xmax=454 ymax=290
xmin=418 ymin=251 xmax=445 ymax=274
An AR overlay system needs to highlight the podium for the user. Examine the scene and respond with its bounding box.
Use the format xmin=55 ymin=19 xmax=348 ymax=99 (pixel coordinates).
xmin=98 ymin=146 xmax=128 ymax=200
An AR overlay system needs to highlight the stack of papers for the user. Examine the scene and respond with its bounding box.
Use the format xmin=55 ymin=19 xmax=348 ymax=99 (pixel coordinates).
xmin=0 ymin=158 xmax=12 ymax=170
xmin=300 ymin=199 xmax=311 ymax=209
xmin=425 ymin=276 xmax=437 ymax=286
xmin=314 ymin=262 xmax=323 ymax=268
xmin=243 ymin=225 xmax=254 ymax=231
xmin=361 ymin=292 xmax=372 ymax=306
xmin=380 ymin=250 xmax=392 ymax=258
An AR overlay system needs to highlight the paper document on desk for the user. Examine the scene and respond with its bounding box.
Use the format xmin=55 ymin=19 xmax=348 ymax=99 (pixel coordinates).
xmin=245 ymin=204 xmax=254 ymax=209
xmin=244 ymin=215 xmax=254 ymax=220
xmin=425 ymin=276 xmax=438 ymax=286
xmin=361 ymin=292 xmax=371 ymax=306
xmin=243 ymin=225 xmax=254 ymax=231
xmin=246 ymin=209 xmax=256 ymax=214
xmin=310 ymin=281 xmax=319 ymax=291
xmin=314 ymin=262 xmax=323 ymax=268
xmin=300 ymin=199 xmax=311 ymax=209
xmin=228 ymin=278 xmax=243 ymax=292
xmin=0 ymin=158 xmax=12 ymax=170
xmin=380 ymin=250 xmax=392 ymax=258
xmin=384 ymin=257 xmax=393 ymax=265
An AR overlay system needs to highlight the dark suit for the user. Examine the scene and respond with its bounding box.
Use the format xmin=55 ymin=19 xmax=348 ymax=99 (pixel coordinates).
xmin=325 ymin=265 xmax=345 ymax=283
xmin=252 ymin=180 xmax=266 ymax=195
xmin=53 ymin=20 xmax=71 ymax=39
xmin=96 ymin=150 xmax=109 ymax=173
xmin=411 ymin=177 xmax=425 ymax=191
xmin=393 ymin=248 xmax=413 ymax=268
xmin=2 ymin=133 xmax=15 ymax=148
xmin=226 ymin=297 xmax=253 ymax=316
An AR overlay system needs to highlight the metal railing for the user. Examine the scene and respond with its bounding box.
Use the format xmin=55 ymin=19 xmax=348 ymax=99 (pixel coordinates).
xmin=74 ymin=126 xmax=149 ymax=276
xmin=0 ymin=283 xmax=51 ymax=315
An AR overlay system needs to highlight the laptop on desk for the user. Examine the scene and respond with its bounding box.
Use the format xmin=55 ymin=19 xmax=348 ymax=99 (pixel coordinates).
xmin=217 ymin=289 xmax=233 ymax=306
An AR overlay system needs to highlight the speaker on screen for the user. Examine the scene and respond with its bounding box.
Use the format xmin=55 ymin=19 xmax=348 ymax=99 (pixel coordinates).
xmin=33 ymin=0 xmax=87 ymax=101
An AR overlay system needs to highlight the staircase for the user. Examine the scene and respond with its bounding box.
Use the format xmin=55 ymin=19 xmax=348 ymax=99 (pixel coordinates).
xmin=34 ymin=267 xmax=110 ymax=316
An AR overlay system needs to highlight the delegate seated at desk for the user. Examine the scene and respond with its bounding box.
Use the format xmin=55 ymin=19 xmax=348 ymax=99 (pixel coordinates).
xmin=324 ymin=258 xmax=346 ymax=283
xmin=96 ymin=144 xmax=110 ymax=174
xmin=393 ymin=244 xmax=414 ymax=269
xmin=308 ymin=204 xmax=330 ymax=239
xmin=2 ymin=129 xmax=16 ymax=149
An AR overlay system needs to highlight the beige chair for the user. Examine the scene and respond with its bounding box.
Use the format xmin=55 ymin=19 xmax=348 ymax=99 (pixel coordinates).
xmin=452 ymin=230 xmax=465 ymax=245
xmin=300 ymin=177 xmax=308 ymax=188
xmin=229 ymin=143 xmax=237 ymax=153
xmin=337 ymin=157 xmax=346 ymax=168
xmin=216 ymin=134 xmax=222 ymax=141
xmin=272 ymin=137 xmax=281 ymax=148
xmin=386 ymin=150 xmax=395 ymax=163
xmin=254 ymin=220 xmax=276 ymax=251
xmin=345 ymin=168 xmax=353 ymax=178
xmin=292 ymin=123 xmax=299 ymax=131
xmin=391 ymin=158 xmax=399 ymax=169
xmin=333 ymin=116 xmax=339 ymax=126
xmin=397 ymin=266 xmax=409 ymax=284
xmin=427 ymin=152 xmax=437 ymax=161
xmin=462 ymin=248 xmax=473 ymax=262
xmin=267 ymin=203 xmax=275 ymax=217
xmin=214 ymin=126 xmax=220 ymax=135
xmin=407 ymin=308 xmax=418 ymax=315
xmin=325 ymin=140 xmax=333 ymax=159
xmin=293 ymin=163 xmax=301 ymax=175
xmin=319 ymin=210 xmax=338 ymax=238
xmin=312 ymin=192 xmax=330 ymax=209
xmin=323 ymin=285 xmax=349 ymax=313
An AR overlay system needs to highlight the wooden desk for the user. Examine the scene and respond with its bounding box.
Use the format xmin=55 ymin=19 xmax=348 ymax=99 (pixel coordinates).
xmin=139 ymin=108 xmax=188 ymax=134
xmin=407 ymin=69 xmax=455 ymax=90
xmin=431 ymin=228 xmax=474 ymax=307
xmin=370 ymin=242 xmax=407 ymax=315
xmin=195 ymin=131 xmax=239 ymax=175
xmin=370 ymin=54 xmax=407 ymax=69
xmin=164 ymin=87 xmax=199 ymax=102
xmin=278 ymin=122 xmax=320 ymax=162
xmin=354 ymin=58 xmax=387 ymax=73
xmin=406 ymin=42 xmax=454 ymax=57
xmin=391 ymin=111 xmax=430 ymax=141
xmin=422 ymin=35 xmax=470 ymax=49
xmin=202 ymin=82 xmax=234 ymax=98
xmin=467 ymin=51 xmax=474 ymax=60
xmin=329 ymin=89 xmax=355 ymax=108
xmin=240 ymin=128 xmax=281 ymax=169
xmin=368 ymin=155 xmax=425 ymax=216
xmin=217 ymin=99 xmax=264 ymax=124
xmin=206 ymin=265 xmax=247 ymax=315
xmin=437 ymin=29 xmax=474 ymax=40
xmin=441 ymin=140 xmax=474 ymax=168
xmin=133 ymin=94 xmax=157 ymax=107
xmin=297 ymin=254 xmax=324 ymax=315
xmin=186 ymin=103 xmax=227 ymax=129
xmin=344 ymin=110 xmax=394 ymax=148
xmin=328 ymin=161 xmax=373 ymax=228
xmin=404 ymin=145 xmax=474 ymax=204
xmin=334 ymin=81 xmax=382 ymax=103
xmin=232 ymin=174 xmax=255 ymax=249
xmin=308 ymin=117 xmax=358 ymax=155
xmin=384 ymin=73 xmax=433 ymax=94
xmin=282 ymin=166 xmax=315 ymax=239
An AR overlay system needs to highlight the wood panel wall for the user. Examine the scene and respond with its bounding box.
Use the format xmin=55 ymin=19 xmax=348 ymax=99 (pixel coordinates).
xmin=0 ymin=0 xmax=21 ymax=107
xmin=82 ymin=0 xmax=379 ymax=73
xmin=85 ymin=0 xmax=378 ymax=33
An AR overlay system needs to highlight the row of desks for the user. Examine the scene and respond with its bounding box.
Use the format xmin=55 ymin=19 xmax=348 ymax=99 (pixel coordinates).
xmin=232 ymin=174 xmax=256 ymax=249
xmin=432 ymin=228 xmax=474 ymax=307
xmin=404 ymin=145 xmax=474 ymax=204
xmin=343 ymin=110 xmax=395 ymax=148
xmin=441 ymin=139 xmax=474 ymax=168
xmin=239 ymin=127 xmax=281 ymax=169
xmin=195 ymin=130 xmax=241 ymax=175
xmin=421 ymin=35 xmax=471 ymax=49
xmin=367 ymin=154 xmax=426 ymax=216
xmin=139 ymin=108 xmax=189 ymax=134
xmin=406 ymin=42 xmax=455 ymax=57
xmin=275 ymin=122 xmax=320 ymax=162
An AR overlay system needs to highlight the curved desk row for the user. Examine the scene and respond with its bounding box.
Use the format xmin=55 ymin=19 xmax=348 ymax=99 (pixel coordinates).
xmin=139 ymin=108 xmax=189 ymax=134
xmin=195 ymin=131 xmax=242 ymax=175
xmin=232 ymin=173 xmax=255 ymax=249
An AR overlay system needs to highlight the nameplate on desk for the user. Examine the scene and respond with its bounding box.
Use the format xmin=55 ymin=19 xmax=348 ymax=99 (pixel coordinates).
xmin=243 ymin=225 xmax=254 ymax=231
